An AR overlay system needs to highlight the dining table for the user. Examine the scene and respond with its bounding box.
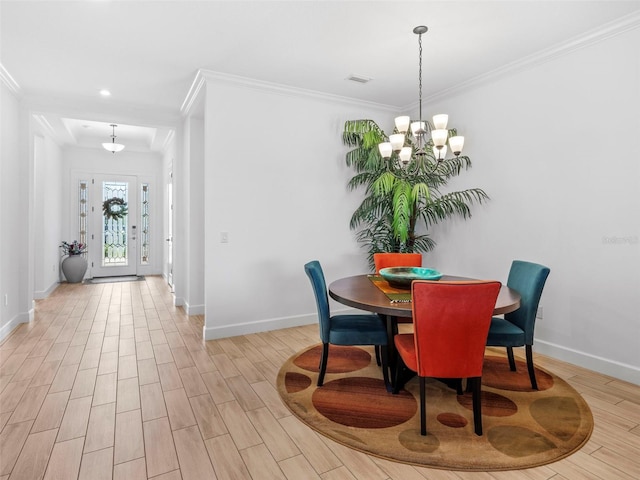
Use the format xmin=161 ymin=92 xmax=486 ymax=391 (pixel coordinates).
xmin=328 ymin=274 xmax=521 ymax=318
xmin=328 ymin=274 xmax=521 ymax=389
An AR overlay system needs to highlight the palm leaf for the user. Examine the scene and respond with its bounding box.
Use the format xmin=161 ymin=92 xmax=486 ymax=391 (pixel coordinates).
xmin=392 ymin=182 xmax=413 ymax=243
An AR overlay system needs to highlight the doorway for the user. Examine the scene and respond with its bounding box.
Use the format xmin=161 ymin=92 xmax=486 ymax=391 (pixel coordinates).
xmin=166 ymin=170 xmax=174 ymax=289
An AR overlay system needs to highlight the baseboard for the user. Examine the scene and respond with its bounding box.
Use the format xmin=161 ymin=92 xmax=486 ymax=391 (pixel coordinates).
xmin=201 ymin=306 xmax=359 ymax=340
xmin=0 ymin=311 xmax=32 ymax=342
xmin=185 ymin=302 xmax=204 ymax=316
xmin=203 ymin=313 xmax=318 ymax=340
xmin=34 ymin=281 xmax=59 ymax=300
xmin=200 ymin=309 xmax=640 ymax=386
xmin=536 ymin=339 xmax=640 ymax=386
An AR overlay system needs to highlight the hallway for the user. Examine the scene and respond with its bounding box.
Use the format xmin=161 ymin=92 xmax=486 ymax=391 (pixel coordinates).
xmin=0 ymin=277 xmax=638 ymax=479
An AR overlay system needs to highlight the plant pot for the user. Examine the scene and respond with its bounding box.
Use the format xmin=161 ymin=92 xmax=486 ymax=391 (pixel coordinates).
xmin=62 ymin=255 xmax=87 ymax=283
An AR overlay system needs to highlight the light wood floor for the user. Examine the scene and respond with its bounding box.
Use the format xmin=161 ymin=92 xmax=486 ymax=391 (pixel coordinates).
xmin=0 ymin=276 xmax=639 ymax=480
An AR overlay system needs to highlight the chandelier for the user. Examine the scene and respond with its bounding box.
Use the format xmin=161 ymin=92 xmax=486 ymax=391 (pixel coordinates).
xmin=102 ymin=124 xmax=125 ymax=153
xmin=378 ymin=26 xmax=464 ymax=168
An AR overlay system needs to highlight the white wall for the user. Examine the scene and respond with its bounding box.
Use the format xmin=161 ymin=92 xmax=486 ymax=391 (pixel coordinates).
xmin=0 ymin=80 xmax=31 ymax=339
xmin=174 ymin=112 xmax=206 ymax=313
xmin=423 ymin=27 xmax=640 ymax=384
xmin=200 ymin=76 xmax=395 ymax=339
xmin=186 ymin=116 xmax=205 ymax=315
xmin=33 ymin=133 xmax=63 ymax=298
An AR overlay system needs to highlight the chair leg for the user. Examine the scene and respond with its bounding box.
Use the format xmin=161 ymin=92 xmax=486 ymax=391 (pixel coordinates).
xmin=419 ymin=376 xmax=427 ymax=436
xmin=455 ymin=378 xmax=464 ymax=395
xmin=506 ymin=347 xmax=516 ymax=371
xmin=318 ymin=343 xmax=329 ymax=387
xmin=382 ymin=315 xmax=398 ymax=377
xmin=380 ymin=345 xmax=391 ymax=392
xmin=526 ymin=345 xmax=538 ymax=390
xmin=375 ymin=345 xmax=381 ymax=366
xmin=392 ymin=355 xmax=406 ymax=394
xmin=470 ymin=377 xmax=483 ymax=436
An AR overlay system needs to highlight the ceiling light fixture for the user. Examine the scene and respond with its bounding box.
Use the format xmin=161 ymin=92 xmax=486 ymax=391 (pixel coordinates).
xmin=378 ymin=26 xmax=464 ymax=169
xmin=100 ymin=89 xmax=111 ymax=96
xmin=102 ymin=124 xmax=125 ymax=153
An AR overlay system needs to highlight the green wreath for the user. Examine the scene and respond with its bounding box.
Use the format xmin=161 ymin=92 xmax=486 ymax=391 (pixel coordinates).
xmin=102 ymin=197 xmax=128 ymax=221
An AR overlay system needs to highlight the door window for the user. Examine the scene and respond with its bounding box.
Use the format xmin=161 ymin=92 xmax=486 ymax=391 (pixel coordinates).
xmin=102 ymin=181 xmax=130 ymax=266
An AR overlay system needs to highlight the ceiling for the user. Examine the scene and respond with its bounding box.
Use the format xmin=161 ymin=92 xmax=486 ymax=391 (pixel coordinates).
xmin=2 ymin=1 xmax=640 ymax=153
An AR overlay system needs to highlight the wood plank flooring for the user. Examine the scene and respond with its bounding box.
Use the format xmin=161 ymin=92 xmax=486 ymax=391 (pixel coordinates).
xmin=0 ymin=276 xmax=638 ymax=479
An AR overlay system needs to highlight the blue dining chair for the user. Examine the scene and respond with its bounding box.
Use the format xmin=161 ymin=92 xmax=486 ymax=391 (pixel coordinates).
xmin=486 ymin=260 xmax=550 ymax=390
xmin=304 ymin=260 xmax=389 ymax=388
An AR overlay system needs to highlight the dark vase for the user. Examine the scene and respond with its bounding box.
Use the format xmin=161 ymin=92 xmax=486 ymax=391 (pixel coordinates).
xmin=61 ymin=255 xmax=87 ymax=283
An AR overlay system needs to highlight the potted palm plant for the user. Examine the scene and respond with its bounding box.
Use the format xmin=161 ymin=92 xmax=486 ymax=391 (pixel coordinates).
xmin=343 ymin=119 xmax=488 ymax=268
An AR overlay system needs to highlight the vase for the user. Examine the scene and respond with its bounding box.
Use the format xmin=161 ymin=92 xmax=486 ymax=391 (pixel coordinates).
xmin=62 ymin=255 xmax=88 ymax=283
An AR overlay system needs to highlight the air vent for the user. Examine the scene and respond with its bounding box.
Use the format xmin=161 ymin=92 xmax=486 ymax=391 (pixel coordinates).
xmin=346 ymin=74 xmax=372 ymax=84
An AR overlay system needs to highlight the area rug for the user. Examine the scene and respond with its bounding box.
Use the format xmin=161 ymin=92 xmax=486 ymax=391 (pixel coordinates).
xmin=277 ymin=345 xmax=593 ymax=471
xmin=85 ymin=275 xmax=145 ymax=284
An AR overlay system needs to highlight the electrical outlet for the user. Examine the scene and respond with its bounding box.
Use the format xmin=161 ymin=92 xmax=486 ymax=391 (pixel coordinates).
xmin=536 ymin=306 xmax=543 ymax=319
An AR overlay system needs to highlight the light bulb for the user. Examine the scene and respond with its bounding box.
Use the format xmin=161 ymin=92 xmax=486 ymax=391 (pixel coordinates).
xmin=399 ymin=146 xmax=412 ymax=164
xmin=434 ymin=144 xmax=447 ymax=161
xmin=433 ymin=114 xmax=448 ymax=130
xmin=411 ymin=121 xmax=426 ymax=137
xmin=378 ymin=142 xmax=392 ymax=159
xmin=431 ymin=129 xmax=448 ymax=147
xmin=394 ymin=116 xmax=410 ymax=134
xmin=389 ymin=134 xmax=405 ymax=152
xmin=449 ymin=136 xmax=464 ymax=156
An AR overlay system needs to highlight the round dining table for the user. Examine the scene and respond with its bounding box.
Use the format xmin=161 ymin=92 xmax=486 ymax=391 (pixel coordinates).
xmin=328 ymin=274 xmax=521 ymax=318
xmin=328 ymin=274 xmax=521 ymax=390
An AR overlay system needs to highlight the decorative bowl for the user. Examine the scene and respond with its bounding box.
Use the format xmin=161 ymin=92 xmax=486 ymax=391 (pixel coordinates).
xmin=379 ymin=266 xmax=443 ymax=289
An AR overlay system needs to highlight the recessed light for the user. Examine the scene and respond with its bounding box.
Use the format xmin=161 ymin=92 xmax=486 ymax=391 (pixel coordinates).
xmin=100 ymin=89 xmax=111 ymax=97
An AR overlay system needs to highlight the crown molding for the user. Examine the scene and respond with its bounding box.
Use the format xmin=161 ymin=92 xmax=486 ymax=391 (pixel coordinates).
xmin=410 ymin=10 xmax=640 ymax=109
xmin=180 ymin=70 xmax=207 ymax=117
xmin=0 ymin=63 xmax=21 ymax=96
xmin=193 ymin=69 xmax=398 ymax=113
xmin=182 ymin=11 xmax=640 ymax=117
xmin=162 ymin=128 xmax=176 ymax=152
xmin=32 ymin=114 xmax=59 ymax=141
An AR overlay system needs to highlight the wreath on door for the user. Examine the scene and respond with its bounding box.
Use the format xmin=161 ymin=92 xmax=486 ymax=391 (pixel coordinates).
xmin=102 ymin=197 xmax=128 ymax=220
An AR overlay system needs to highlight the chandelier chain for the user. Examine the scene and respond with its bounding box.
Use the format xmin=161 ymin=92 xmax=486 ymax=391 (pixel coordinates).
xmin=418 ymin=31 xmax=423 ymax=125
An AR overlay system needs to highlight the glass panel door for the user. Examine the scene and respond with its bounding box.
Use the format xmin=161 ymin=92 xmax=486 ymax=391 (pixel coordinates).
xmin=91 ymin=174 xmax=138 ymax=278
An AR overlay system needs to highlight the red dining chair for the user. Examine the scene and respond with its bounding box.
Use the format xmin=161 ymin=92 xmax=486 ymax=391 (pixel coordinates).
xmin=373 ymin=253 xmax=423 ymax=333
xmin=373 ymin=252 xmax=422 ymax=274
xmin=394 ymin=280 xmax=501 ymax=436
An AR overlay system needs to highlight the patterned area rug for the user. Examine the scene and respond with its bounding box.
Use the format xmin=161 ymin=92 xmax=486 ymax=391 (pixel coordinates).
xmin=277 ymin=345 xmax=593 ymax=471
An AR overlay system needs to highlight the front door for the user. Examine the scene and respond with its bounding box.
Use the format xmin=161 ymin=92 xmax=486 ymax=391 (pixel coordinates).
xmin=90 ymin=174 xmax=138 ymax=277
